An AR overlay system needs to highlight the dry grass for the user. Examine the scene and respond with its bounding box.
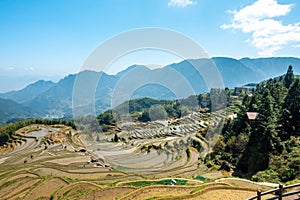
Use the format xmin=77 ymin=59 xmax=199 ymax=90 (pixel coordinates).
xmin=216 ymin=178 xmax=273 ymax=190
xmin=47 ymin=156 xmax=90 ymax=165
xmin=77 ymin=186 xmax=135 ymax=200
xmin=193 ymin=188 xmax=257 ymax=200
xmin=54 ymin=181 xmax=101 ymax=200
xmin=24 ymin=178 xmax=68 ymax=200
xmin=0 ymin=177 xmax=41 ymax=200
xmin=31 ymin=167 xmax=125 ymax=180
xmin=120 ymin=185 xmax=200 ymax=200
xmin=45 ymin=131 xmax=68 ymax=143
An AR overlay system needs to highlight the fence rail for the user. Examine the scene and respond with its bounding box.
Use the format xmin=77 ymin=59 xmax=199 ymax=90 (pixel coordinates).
xmin=247 ymin=183 xmax=300 ymax=200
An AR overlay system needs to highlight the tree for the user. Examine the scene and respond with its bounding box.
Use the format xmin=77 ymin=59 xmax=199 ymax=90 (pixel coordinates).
xmin=280 ymin=79 xmax=300 ymax=139
xmin=220 ymin=71 xmax=300 ymax=181
xmin=113 ymin=133 xmax=119 ymax=142
xmin=138 ymin=110 xmax=151 ymax=122
xmin=237 ymin=88 xmax=279 ymax=176
xmin=149 ymin=105 xmax=167 ymax=121
xmin=197 ymin=93 xmax=210 ymax=108
xmin=97 ymin=110 xmax=115 ymax=125
xmin=255 ymin=89 xmax=278 ymax=152
xmin=284 ymin=65 xmax=294 ymax=88
xmin=210 ymin=88 xmax=227 ymax=111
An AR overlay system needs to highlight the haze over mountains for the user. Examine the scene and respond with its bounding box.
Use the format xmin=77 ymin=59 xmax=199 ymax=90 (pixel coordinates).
xmin=1 ymin=57 xmax=300 ymax=122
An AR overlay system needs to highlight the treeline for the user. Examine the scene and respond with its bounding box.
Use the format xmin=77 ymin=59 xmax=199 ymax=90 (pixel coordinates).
xmin=0 ymin=119 xmax=75 ymax=146
xmin=96 ymin=95 xmax=204 ymax=131
xmin=99 ymin=90 xmax=227 ymax=123
xmin=214 ymin=65 xmax=300 ymax=183
xmin=92 ymin=89 xmax=228 ymax=133
xmin=118 ymin=96 xmax=202 ymax=118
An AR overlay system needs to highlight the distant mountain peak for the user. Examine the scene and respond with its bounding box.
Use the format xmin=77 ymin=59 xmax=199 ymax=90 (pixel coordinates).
xmin=115 ymin=64 xmax=150 ymax=77
xmin=1 ymin=57 xmax=300 ymax=121
xmin=0 ymin=79 xmax=55 ymax=104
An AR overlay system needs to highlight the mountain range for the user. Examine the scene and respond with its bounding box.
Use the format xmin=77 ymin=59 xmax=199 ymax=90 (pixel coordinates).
xmin=0 ymin=57 xmax=299 ymax=122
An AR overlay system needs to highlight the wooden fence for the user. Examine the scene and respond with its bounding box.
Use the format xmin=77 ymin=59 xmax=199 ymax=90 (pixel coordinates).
xmin=247 ymin=183 xmax=300 ymax=200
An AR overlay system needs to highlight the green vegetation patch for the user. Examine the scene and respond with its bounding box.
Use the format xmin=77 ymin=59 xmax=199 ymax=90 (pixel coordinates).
xmin=0 ymin=179 xmax=18 ymax=190
xmin=218 ymin=65 xmax=300 ymax=183
xmin=194 ymin=176 xmax=210 ymax=182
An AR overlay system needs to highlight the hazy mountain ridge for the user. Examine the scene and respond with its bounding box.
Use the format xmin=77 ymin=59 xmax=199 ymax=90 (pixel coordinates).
xmin=1 ymin=57 xmax=299 ymax=121
xmin=0 ymin=98 xmax=37 ymax=122
xmin=0 ymin=80 xmax=55 ymax=104
xmin=240 ymin=57 xmax=300 ymax=78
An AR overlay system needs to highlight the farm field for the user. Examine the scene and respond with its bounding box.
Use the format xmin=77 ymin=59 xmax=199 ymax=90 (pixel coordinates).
xmin=0 ymin=111 xmax=280 ymax=199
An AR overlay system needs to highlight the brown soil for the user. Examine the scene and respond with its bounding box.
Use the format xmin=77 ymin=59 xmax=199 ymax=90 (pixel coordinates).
xmin=24 ymin=178 xmax=68 ymax=200
xmin=120 ymin=185 xmax=199 ymax=200
xmin=217 ymin=178 xmax=272 ymax=190
xmin=0 ymin=177 xmax=41 ymax=199
xmin=31 ymin=167 xmax=125 ymax=180
xmin=45 ymin=131 xmax=68 ymax=143
xmin=201 ymin=171 xmax=224 ymax=179
xmin=47 ymin=156 xmax=90 ymax=165
xmin=54 ymin=181 xmax=101 ymax=200
xmin=77 ymin=186 xmax=135 ymax=200
xmin=194 ymin=189 xmax=258 ymax=200
xmin=0 ymin=173 xmax=38 ymax=187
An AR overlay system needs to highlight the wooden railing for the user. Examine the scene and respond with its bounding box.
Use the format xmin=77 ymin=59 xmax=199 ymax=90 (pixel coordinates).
xmin=247 ymin=183 xmax=300 ymax=200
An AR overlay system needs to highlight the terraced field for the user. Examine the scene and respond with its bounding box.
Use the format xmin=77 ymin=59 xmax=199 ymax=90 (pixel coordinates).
xmin=87 ymin=110 xmax=226 ymax=175
xmin=0 ymin=111 xmax=278 ymax=199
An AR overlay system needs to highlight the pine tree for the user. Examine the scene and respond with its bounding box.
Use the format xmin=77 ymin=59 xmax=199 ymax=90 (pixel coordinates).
xmin=280 ymin=79 xmax=300 ymax=139
xmin=284 ymin=65 xmax=294 ymax=88
xmin=237 ymin=89 xmax=279 ymax=176
xmin=114 ymin=133 xmax=119 ymax=142
xmin=255 ymin=89 xmax=278 ymax=152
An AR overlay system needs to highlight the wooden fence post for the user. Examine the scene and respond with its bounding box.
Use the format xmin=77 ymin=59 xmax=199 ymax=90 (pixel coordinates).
xmin=257 ymin=190 xmax=261 ymax=200
xmin=278 ymin=184 xmax=283 ymax=200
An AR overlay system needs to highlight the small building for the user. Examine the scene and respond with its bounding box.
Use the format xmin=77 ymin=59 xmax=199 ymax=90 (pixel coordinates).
xmin=234 ymin=84 xmax=256 ymax=94
xmin=246 ymin=112 xmax=259 ymax=126
xmin=246 ymin=112 xmax=259 ymax=120
xmin=234 ymin=86 xmax=248 ymax=94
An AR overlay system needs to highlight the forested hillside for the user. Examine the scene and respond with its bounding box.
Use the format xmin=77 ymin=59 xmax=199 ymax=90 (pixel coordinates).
xmin=216 ymin=66 xmax=300 ymax=183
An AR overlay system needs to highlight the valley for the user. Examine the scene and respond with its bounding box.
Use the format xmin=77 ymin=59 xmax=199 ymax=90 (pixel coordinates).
xmin=0 ymin=112 xmax=278 ymax=200
xmin=0 ymin=64 xmax=299 ymax=200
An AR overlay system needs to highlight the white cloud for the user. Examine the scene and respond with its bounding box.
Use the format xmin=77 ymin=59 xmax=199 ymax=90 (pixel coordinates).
xmin=168 ymin=0 xmax=197 ymax=8
xmin=6 ymin=67 xmax=15 ymax=71
xmin=25 ymin=66 xmax=34 ymax=71
xmin=222 ymin=0 xmax=300 ymax=56
xmin=293 ymin=44 xmax=300 ymax=48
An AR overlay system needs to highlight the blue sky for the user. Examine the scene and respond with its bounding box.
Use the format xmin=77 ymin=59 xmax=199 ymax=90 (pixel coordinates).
xmin=0 ymin=0 xmax=300 ymax=92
